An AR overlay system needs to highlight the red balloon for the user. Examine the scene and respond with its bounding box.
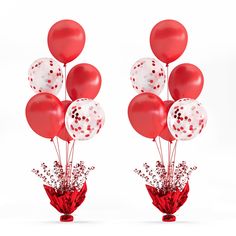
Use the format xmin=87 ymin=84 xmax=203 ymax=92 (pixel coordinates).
xmin=47 ymin=19 xmax=85 ymax=64
xmin=128 ymin=93 xmax=167 ymax=139
xmin=26 ymin=93 xmax=64 ymax=139
xmin=168 ymin=63 xmax=204 ymax=100
xmin=150 ymin=19 xmax=188 ymax=64
xmin=66 ymin=63 xmax=101 ymax=100
xmin=57 ymin=100 xmax=73 ymax=142
xmin=159 ymin=100 xmax=175 ymax=142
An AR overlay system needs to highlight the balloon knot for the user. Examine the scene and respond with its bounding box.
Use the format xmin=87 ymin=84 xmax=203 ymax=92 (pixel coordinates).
xmin=166 ymin=63 xmax=169 ymax=67
xmin=152 ymin=138 xmax=156 ymax=142
xmin=50 ymin=138 xmax=53 ymax=142
xmin=63 ymin=63 xmax=66 ymax=67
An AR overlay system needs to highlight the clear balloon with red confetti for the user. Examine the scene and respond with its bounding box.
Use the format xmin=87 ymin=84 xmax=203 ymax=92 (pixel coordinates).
xmin=130 ymin=58 xmax=166 ymax=95
xmin=28 ymin=58 xmax=63 ymax=95
xmin=167 ymin=98 xmax=207 ymax=140
xmin=65 ymin=98 xmax=105 ymax=140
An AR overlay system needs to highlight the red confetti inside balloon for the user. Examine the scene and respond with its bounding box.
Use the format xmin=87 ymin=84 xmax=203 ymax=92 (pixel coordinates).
xmin=130 ymin=58 xmax=166 ymax=95
xmin=28 ymin=58 xmax=63 ymax=95
xmin=167 ymin=98 xmax=207 ymax=140
xmin=65 ymin=98 xmax=105 ymax=140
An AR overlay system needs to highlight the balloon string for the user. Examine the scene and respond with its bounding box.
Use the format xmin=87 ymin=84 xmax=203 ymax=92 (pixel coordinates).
xmin=166 ymin=63 xmax=169 ymax=100
xmin=56 ymin=137 xmax=61 ymax=164
xmin=173 ymin=141 xmax=177 ymax=174
xmin=166 ymin=63 xmax=172 ymax=179
xmin=71 ymin=142 xmax=75 ymax=163
xmin=170 ymin=140 xmax=178 ymax=176
xmin=153 ymin=138 xmax=164 ymax=165
xmin=71 ymin=142 xmax=75 ymax=177
xmin=69 ymin=140 xmax=75 ymax=164
xmin=68 ymin=140 xmax=75 ymax=177
xmin=63 ymin=63 xmax=68 ymax=181
xmin=64 ymin=64 xmax=67 ymax=100
xmin=51 ymin=138 xmax=61 ymax=165
xmin=170 ymin=140 xmax=176 ymax=163
xmin=65 ymin=141 xmax=69 ymax=179
xmin=158 ymin=137 xmax=164 ymax=164
xmin=167 ymin=141 xmax=171 ymax=177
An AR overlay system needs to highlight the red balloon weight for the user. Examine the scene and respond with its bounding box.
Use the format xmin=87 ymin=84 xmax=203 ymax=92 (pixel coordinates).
xmin=168 ymin=63 xmax=204 ymax=100
xmin=159 ymin=100 xmax=175 ymax=142
xmin=57 ymin=100 xmax=73 ymax=142
xmin=150 ymin=19 xmax=188 ymax=64
xmin=66 ymin=63 xmax=102 ymax=100
xmin=26 ymin=93 xmax=64 ymax=139
xmin=128 ymin=93 xmax=167 ymax=139
xmin=47 ymin=19 xmax=85 ymax=64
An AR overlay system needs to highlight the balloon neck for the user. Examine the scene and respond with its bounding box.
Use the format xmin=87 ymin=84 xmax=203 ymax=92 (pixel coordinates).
xmin=50 ymin=138 xmax=53 ymax=142
xmin=166 ymin=63 xmax=169 ymax=67
xmin=152 ymin=138 xmax=156 ymax=142
xmin=63 ymin=63 xmax=67 ymax=67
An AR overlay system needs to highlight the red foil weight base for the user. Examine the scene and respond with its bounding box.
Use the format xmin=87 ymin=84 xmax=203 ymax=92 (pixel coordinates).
xmin=44 ymin=182 xmax=87 ymax=222
xmin=146 ymin=183 xmax=189 ymax=222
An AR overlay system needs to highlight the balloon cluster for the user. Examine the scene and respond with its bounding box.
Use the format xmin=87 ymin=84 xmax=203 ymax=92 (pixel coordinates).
xmin=129 ymin=20 xmax=207 ymax=222
xmin=26 ymin=19 xmax=105 ymax=143
xmin=26 ymin=20 xmax=104 ymax=222
xmin=128 ymin=19 xmax=207 ymax=142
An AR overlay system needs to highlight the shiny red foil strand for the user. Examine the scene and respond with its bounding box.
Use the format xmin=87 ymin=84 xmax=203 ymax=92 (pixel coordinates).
xmin=44 ymin=182 xmax=87 ymax=221
xmin=146 ymin=182 xmax=189 ymax=222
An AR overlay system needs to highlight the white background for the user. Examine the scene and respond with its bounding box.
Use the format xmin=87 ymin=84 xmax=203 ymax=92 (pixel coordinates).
xmin=0 ymin=0 xmax=235 ymax=235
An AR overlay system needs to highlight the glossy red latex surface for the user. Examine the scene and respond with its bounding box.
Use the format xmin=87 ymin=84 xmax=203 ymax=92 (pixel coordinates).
xmin=48 ymin=20 xmax=85 ymax=64
xmin=168 ymin=63 xmax=204 ymax=100
xmin=150 ymin=20 xmax=188 ymax=64
xmin=128 ymin=93 xmax=166 ymax=139
xmin=26 ymin=93 xmax=64 ymax=139
xmin=66 ymin=63 xmax=101 ymax=100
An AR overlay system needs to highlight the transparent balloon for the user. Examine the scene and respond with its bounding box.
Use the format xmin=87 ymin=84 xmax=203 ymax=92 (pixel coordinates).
xmin=65 ymin=98 xmax=105 ymax=141
xmin=130 ymin=58 xmax=166 ymax=95
xmin=28 ymin=58 xmax=63 ymax=95
xmin=167 ymin=98 xmax=207 ymax=141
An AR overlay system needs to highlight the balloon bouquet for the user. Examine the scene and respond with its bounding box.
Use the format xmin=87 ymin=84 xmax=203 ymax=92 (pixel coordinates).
xmin=128 ymin=20 xmax=207 ymax=222
xmin=26 ymin=20 xmax=105 ymax=222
